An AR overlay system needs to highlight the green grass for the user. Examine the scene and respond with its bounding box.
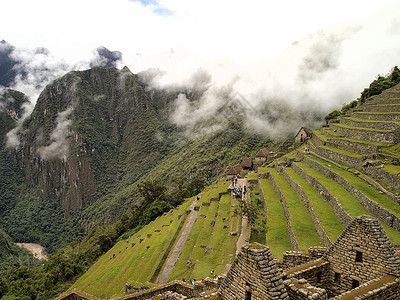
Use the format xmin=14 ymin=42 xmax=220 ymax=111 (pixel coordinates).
xmin=278 ymin=168 xmax=343 ymax=243
xmin=247 ymin=172 xmax=258 ymax=181
xmin=294 ymin=161 xmax=400 ymax=246
xmin=323 ymin=127 xmax=343 ymax=137
xmin=70 ymin=197 xmax=193 ymax=298
xmin=337 ymin=137 xmax=390 ymax=147
xmin=333 ymin=122 xmax=392 ymax=132
xmin=308 ymin=155 xmax=400 ymax=218
xmin=313 ymin=130 xmax=328 ymax=142
xmin=259 ymin=178 xmax=292 ymax=260
xmin=249 ymin=184 xmax=266 ymax=245
xmin=380 ymin=142 xmax=400 ymax=159
xmin=320 ymin=145 xmax=363 ymax=159
xmin=342 ymin=116 xmax=400 ymax=125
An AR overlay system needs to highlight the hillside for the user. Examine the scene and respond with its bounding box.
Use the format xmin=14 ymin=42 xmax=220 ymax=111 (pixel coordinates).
xmin=0 ymin=67 xmax=274 ymax=254
xmin=63 ymin=83 xmax=400 ymax=299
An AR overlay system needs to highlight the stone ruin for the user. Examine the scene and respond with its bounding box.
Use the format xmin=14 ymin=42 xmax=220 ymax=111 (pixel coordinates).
xmin=57 ymin=216 xmax=400 ymax=300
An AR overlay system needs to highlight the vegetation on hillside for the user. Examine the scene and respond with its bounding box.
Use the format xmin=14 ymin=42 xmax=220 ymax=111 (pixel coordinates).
xmin=325 ymin=66 xmax=400 ymax=123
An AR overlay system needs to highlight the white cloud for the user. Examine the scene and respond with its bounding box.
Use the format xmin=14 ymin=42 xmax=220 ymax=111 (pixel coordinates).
xmin=1 ymin=0 xmax=400 ymax=137
xmin=37 ymin=107 xmax=73 ymax=160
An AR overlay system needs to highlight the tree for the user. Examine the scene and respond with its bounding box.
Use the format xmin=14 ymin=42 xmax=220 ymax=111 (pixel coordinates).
xmin=137 ymin=179 xmax=167 ymax=204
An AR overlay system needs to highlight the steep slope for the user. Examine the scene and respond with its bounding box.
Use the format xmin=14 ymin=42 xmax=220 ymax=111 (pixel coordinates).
xmin=0 ymin=67 xmax=273 ymax=254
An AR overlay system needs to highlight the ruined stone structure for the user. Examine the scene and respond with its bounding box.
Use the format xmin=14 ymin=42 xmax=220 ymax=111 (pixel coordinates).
xmin=58 ymin=216 xmax=400 ymax=300
xmin=219 ymin=243 xmax=289 ymax=299
xmin=295 ymin=127 xmax=310 ymax=144
xmin=255 ymin=148 xmax=269 ymax=163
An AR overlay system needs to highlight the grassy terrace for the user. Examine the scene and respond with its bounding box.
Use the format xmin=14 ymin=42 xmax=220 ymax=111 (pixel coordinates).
xmin=70 ymin=196 xmax=194 ymax=299
xmin=269 ymin=169 xmax=322 ymax=250
xmin=295 ymin=161 xmax=400 ymax=246
xmin=319 ymin=145 xmax=363 ymax=159
xmin=380 ymin=142 xmax=400 ymax=158
xmin=281 ymin=168 xmax=343 ymax=242
xmin=167 ymin=181 xmax=236 ymax=281
xmin=322 ymin=127 xmax=343 ymax=137
xmin=247 ymin=172 xmax=258 ymax=181
xmin=307 ymin=155 xmax=400 ymax=218
xmin=313 ymin=130 xmax=328 ymax=142
xmin=343 ymin=116 xmax=400 ymax=125
xmin=249 ymin=183 xmax=267 ymax=245
xmin=332 ymin=122 xmax=392 ymax=132
xmin=259 ymin=178 xmax=292 ymax=260
xmin=337 ymin=137 xmax=390 ymax=147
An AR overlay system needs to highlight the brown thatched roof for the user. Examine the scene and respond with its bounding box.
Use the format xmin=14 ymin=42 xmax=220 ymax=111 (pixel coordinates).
xmin=227 ymin=164 xmax=243 ymax=175
xmin=255 ymin=148 xmax=269 ymax=158
xmin=240 ymin=157 xmax=253 ymax=168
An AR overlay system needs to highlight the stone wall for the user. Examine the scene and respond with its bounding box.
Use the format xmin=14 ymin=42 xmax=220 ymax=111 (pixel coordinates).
xmin=284 ymin=259 xmax=331 ymax=288
xmin=338 ymin=116 xmax=400 ymax=131
xmin=282 ymin=252 xmax=312 ymax=270
xmin=282 ymin=247 xmax=328 ymax=271
xmin=277 ymin=167 xmax=332 ymax=247
xmin=331 ymin=276 xmax=400 ymax=300
xmin=348 ymin=111 xmax=400 ymax=121
xmin=218 ymin=243 xmax=289 ymax=299
xmin=123 ymin=279 xmax=220 ymax=300
xmin=302 ymin=155 xmax=400 ymax=231
xmin=291 ymin=162 xmax=352 ymax=227
xmin=311 ymin=132 xmax=326 ymax=146
xmin=329 ymin=123 xmax=399 ymax=144
xmin=363 ymin=166 xmax=400 ymax=193
xmin=284 ymin=278 xmax=328 ymax=300
xmin=326 ymin=138 xmax=381 ymax=156
xmin=324 ymin=215 xmax=400 ymax=294
xmin=313 ymin=146 xmax=362 ymax=169
xmin=268 ymin=171 xmax=301 ymax=251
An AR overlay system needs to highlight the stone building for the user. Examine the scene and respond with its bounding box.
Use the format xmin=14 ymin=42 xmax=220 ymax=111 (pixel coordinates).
xmin=254 ymin=148 xmax=269 ymax=163
xmin=295 ymin=127 xmax=310 ymax=144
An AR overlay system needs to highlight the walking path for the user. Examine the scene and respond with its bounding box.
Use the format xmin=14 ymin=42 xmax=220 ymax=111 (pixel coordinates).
xmin=158 ymin=196 xmax=201 ymax=284
xmin=235 ymin=178 xmax=248 ymax=255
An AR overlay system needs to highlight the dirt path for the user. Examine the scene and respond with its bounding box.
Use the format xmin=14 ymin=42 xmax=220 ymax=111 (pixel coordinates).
xmin=15 ymin=243 xmax=48 ymax=261
xmin=236 ymin=178 xmax=248 ymax=255
xmin=158 ymin=196 xmax=200 ymax=284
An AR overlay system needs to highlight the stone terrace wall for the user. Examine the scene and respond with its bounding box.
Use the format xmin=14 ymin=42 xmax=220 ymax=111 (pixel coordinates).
xmin=268 ymin=172 xmax=301 ymax=251
xmin=291 ymin=162 xmax=352 ymax=227
xmin=326 ymin=138 xmax=381 ymax=156
xmin=338 ymin=116 xmax=400 ymax=131
xmin=330 ymin=123 xmax=400 ymax=144
xmin=313 ymin=146 xmax=362 ymax=169
xmin=278 ymin=167 xmax=332 ymax=247
xmin=303 ymin=155 xmax=400 ymax=231
xmin=364 ymin=166 xmax=400 ymax=193
xmin=348 ymin=111 xmax=400 ymax=121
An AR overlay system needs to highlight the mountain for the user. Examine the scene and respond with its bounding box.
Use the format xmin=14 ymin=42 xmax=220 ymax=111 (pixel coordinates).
xmin=65 ymin=82 xmax=400 ymax=300
xmin=0 ymin=66 xmax=274 ymax=254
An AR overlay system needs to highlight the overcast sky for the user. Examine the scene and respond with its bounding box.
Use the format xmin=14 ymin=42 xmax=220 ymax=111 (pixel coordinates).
xmin=2 ymin=0 xmax=400 ymax=135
